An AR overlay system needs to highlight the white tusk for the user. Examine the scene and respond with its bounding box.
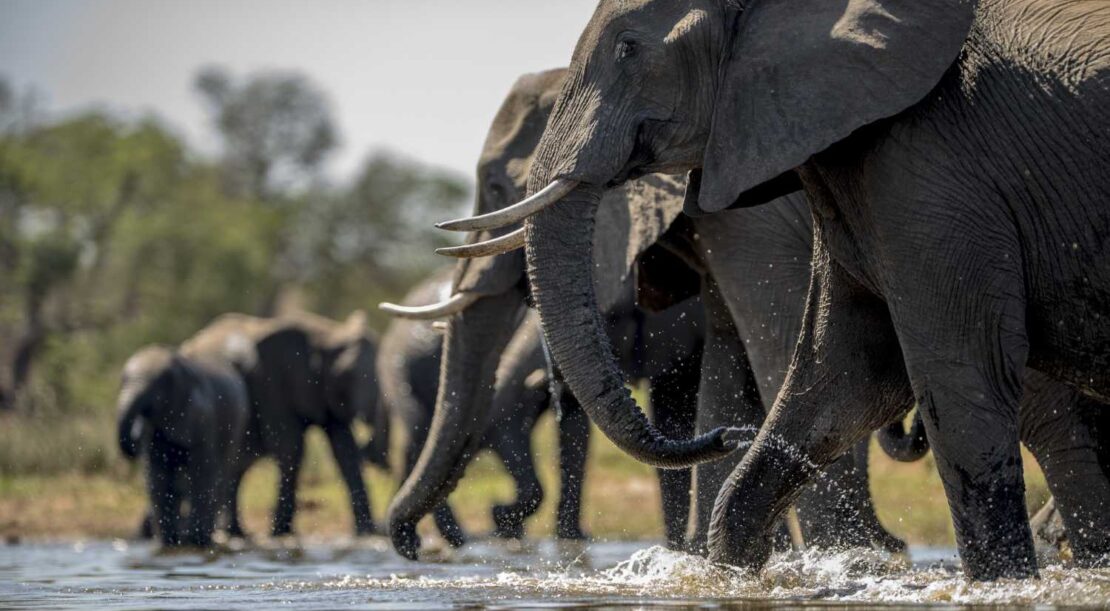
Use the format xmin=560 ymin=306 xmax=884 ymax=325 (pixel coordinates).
xmin=378 ymin=293 xmax=479 ymax=320
xmin=431 ymin=321 xmax=448 ymax=333
xmin=435 ymin=228 xmax=525 ymax=259
xmin=436 ymin=178 xmax=578 ymax=232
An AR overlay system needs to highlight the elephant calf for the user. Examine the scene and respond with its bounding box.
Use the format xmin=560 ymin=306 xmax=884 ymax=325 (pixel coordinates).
xmin=117 ymin=344 xmax=251 ymax=548
xmin=190 ymin=311 xmax=383 ymax=538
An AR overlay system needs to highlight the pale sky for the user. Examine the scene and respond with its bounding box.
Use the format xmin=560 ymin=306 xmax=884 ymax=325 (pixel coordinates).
xmin=0 ymin=0 xmax=599 ymax=182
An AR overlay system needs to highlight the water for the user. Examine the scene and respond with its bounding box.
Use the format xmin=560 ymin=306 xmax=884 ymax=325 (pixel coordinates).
xmin=2 ymin=538 xmax=1109 ymax=609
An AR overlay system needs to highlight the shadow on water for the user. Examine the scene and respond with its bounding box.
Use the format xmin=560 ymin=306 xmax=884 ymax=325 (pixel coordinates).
xmin=1 ymin=538 xmax=1108 ymax=609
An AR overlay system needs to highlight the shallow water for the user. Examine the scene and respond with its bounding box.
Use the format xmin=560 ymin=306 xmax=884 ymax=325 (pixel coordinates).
xmin=2 ymin=539 xmax=1108 ymax=609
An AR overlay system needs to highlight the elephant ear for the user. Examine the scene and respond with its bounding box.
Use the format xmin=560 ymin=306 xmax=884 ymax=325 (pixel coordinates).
xmin=691 ymin=0 xmax=977 ymax=214
xmin=592 ymin=174 xmax=687 ymax=313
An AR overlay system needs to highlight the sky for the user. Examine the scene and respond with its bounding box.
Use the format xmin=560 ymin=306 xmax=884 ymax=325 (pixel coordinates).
xmin=0 ymin=0 xmax=600 ymax=182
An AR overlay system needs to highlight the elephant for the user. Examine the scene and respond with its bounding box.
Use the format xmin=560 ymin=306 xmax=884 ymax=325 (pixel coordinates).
xmin=376 ymin=268 xmax=573 ymax=546
xmin=446 ymin=0 xmax=1110 ymax=580
xmin=117 ymin=341 xmax=252 ymax=547
xmin=384 ymin=68 xmax=911 ymax=559
xmin=189 ymin=311 xmax=383 ymax=538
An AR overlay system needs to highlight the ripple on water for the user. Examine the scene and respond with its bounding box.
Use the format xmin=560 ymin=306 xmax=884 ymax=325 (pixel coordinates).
xmin=2 ymin=540 xmax=1109 ymax=608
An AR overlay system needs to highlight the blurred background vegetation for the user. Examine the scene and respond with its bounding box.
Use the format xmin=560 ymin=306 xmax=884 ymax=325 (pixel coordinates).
xmin=0 ymin=67 xmax=467 ymax=473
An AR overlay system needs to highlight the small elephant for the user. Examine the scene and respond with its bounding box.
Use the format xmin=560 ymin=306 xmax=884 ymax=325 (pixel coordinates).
xmin=117 ymin=343 xmax=251 ymax=547
xmin=190 ymin=311 xmax=382 ymax=538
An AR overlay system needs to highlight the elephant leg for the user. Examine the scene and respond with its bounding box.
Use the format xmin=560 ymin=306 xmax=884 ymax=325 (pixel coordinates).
xmin=650 ymin=356 xmax=700 ymax=550
xmin=225 ymin=463 xmax=249 ymax=539
xmin=886 ymin=238 xmax=1036 ymax=580
xmin=556 ymin=389 xmax=590 ymax=540
xmin=147 ymin=438 xmax=183 ymax=547
xmin=488 ymin=428 xmax=544 ymax=540
xmin=185 ymin=446 xmax=218 ymax=547
xmin=271 ymin=433 xmax=305 ymax=537
xmin=137 ymin=512 xmax=155 ymax=540
xmin=708 ymin=245 xmax=912 ymax=572
xmin=794 ymin=440 xmax=906 ymax=553
xmin=324 ymin=422 xmax=376 ymax=536
xmin=1020 ymin=371 xmax=1110 ymax=566
xmin=402 ymin=426 xmax=466 ymax=547
xmin=687 ymin=277 xmax=764 ymax=555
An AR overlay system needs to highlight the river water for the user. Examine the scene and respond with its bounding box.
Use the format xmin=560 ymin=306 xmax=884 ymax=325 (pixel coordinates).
xmin=2 ymin=538 xmax=1109 ymax=609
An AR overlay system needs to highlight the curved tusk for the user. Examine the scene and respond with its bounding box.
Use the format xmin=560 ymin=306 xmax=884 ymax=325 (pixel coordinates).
xmin=378 ymin=293 xmax=479 ymax=320
xmin=430 ymin=321 xmax=448 ymax=333
xmin=436 ymin=178 xmax=578 ymax=232
xmin=435 ymin=228 xmax=525 ymax=258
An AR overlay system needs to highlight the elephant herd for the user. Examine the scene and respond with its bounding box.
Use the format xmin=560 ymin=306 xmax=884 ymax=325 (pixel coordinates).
xmin=118 ymin=0 xmax=1107 ymax=583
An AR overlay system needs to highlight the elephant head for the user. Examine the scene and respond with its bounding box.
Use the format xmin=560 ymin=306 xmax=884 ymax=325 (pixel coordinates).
xmin=382 ymin=68 xmax=732 ymax=559
xmin=117 ymin=345 xmax=195 ymax=459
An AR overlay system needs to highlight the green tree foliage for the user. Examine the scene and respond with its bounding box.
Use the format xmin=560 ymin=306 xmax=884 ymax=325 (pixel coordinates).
xmin=0 ymin=71 xmax=468 ymax=445
xmin=195 ymin=66 xmax=337 ymax=200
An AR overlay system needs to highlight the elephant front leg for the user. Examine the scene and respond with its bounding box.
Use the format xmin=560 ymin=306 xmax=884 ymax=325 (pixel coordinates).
xmin=185 ymin=446 xmax=219 ymax=548
xmin=272 ymin=433 xmax=305 ymax=537
xmin=887 ymin=232 xmax=1036 ymax=580
xmin=325 ymin=422 xmax=376 ymax=536
xmin=147 ymin=439 xmax=184 ymax=547
xmin=795 ymin=438 xmax=907 ymax=553
xmin=650 ymin=355 xmax=699 ymax=550
xmin=1020 ymin=371 xmax=1110 ymax=566
xmin=708 ymin=250 xmax=911 ymax=570
xmin=556 ymin=390 xmax=590 ymax=540
xmin=488 ymin=427 xmax=544 ymax=540
xmin=687 ymin=278 xmax=764 ymax=555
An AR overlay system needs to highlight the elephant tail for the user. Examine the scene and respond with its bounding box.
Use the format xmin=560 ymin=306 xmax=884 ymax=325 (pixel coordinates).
xmin=877 ymin=411 xmax=929 ymax=462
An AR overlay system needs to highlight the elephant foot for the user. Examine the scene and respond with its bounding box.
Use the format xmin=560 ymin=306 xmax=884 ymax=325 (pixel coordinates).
xmin=137 ymin=514 xmax=155 ymax=540
xmin=556 ymin=522 xmax=589 ymax=541
xmin=872 ymin=529 xmax=908 ymax=555
xmin=354 ymin=516 xmax=377 ymax=538
xmin=226 ymin=523 xmax=249 ymax=540
xmin=440 ymin=523 xmax=467 ymax=548
xmin=391 ymin=521 xmax=420 ymax=560
xmin=492 ymin=505 xmax=527 ymax=540
xmin=271 ymin=523 xmax=294 ymax=538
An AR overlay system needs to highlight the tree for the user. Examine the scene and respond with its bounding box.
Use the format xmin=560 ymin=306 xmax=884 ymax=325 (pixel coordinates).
xmin=195 ymin=66 xmax=337 ymax=200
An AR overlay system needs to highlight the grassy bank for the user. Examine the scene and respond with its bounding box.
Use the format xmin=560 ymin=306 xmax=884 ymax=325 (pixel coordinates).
xmin=0 ymin=411 xmax=1050 ymax=546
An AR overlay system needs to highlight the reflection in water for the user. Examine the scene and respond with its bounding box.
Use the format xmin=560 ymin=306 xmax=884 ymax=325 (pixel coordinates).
xmin=1 ymin=539 xmax=1108 ymax=609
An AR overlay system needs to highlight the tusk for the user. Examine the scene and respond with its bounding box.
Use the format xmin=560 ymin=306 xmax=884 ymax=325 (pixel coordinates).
xmin=431 ymin=321 xmax=448 ymax=333
xmin=436 ymin=179 xmax=578 ymax=232
xmin=379 ymin=293 xmax=479 ymax=320
xmin=436 ymin=228 xmax=525 ymax=258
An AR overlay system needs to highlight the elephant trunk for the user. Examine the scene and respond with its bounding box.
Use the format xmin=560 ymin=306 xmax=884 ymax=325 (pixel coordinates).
xmin=877 ymin=412 xmax=929 ymax=462
xmin=524 ymin=184 xmax=736 ymax=468
xmin=117 ymin=384 xmax=145 ymax=461
xmin=387 ymin=290 xmax=525 ymax=559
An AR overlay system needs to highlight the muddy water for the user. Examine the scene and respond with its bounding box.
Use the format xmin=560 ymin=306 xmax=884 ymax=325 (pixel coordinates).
xmin=2 ymin=539 xmax=1108 ymax=609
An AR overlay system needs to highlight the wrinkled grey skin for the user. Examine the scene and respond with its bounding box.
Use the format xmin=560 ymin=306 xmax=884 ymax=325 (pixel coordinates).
xmin=387 ymin=69 xmax=721 ymax=559
xmin=665 ymin=195 xmax=1110 ymax=558
xmin=117 ymin=343 xmax=250 ymax=547
xmin=192 ymin=311 xmax=382 ymax=537
xmin=520 ymin=0 xmax=1110 ymax=579
xmin=392 ymin=68 xmax=915 ymax=559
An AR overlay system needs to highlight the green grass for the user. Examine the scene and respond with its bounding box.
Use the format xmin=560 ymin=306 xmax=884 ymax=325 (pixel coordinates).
xmin=0 ymin=410 xmax=1050 ymax=546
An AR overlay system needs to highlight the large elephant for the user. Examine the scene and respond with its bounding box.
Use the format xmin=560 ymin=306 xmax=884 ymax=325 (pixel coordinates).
xmin=384 ymin=68 xmax=909 ymax=559
xmin=117 ymin=341 xmax=252 ymax=547
xmin=190 ymin=311 xmax=382 ymax=537
xmin=447 ymin=0 xmax=1110 ymax=580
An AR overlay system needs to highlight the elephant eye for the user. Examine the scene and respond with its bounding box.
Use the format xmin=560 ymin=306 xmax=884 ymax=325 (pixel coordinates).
xmin=615 ymin=39 xmax=638 ymax=62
